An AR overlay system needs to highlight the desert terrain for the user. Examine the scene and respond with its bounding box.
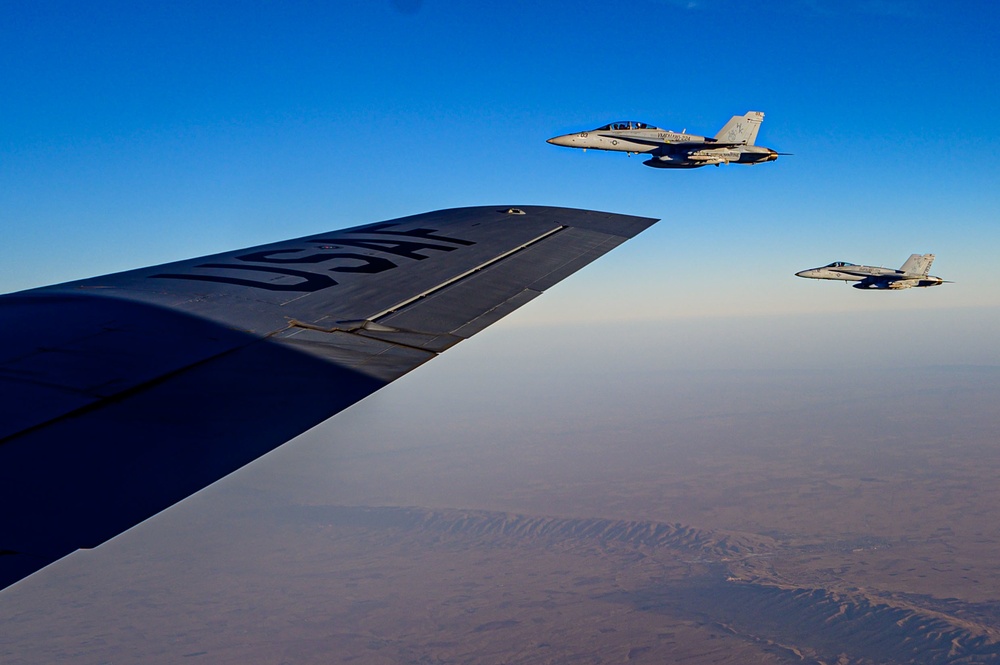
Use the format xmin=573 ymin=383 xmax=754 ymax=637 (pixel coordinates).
xmin=3 ymin=362 xmax=1000 ymax=664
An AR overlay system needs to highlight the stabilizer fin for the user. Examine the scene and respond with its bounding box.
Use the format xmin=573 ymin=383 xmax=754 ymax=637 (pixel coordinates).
xmin=899 ymin=253 xmax=935 ymax=276
xmin=714 ymin=111 xmax=765 ymax=145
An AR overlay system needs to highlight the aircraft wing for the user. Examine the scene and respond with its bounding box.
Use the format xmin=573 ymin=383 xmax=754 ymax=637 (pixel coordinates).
xmin=0 ymin=205 xmax=658 ymax=590
xmin=855 ymin=272 xmax=902 ymax=282
xmin=599 ymin=135 xmax=740 ymax=149
xmin=597 ymin=134 xmax=670 ymax=147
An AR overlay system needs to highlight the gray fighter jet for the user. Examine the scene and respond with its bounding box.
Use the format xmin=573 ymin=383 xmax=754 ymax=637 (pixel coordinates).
xmin=546 ymin=111 xmax=781 ymax=168
xmin=796 ymin=254 xmax=947 ymax=290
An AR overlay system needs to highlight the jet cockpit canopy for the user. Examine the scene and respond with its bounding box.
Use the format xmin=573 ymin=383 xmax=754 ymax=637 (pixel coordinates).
xmin=598 ymin=121 xmax=654 ymax=131
xmin=826 ymin=262 xmax=858 ymax=268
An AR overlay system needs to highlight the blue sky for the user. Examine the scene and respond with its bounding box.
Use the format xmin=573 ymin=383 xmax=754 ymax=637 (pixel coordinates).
xmin=3 ymin=0 xmax=999 ymax=345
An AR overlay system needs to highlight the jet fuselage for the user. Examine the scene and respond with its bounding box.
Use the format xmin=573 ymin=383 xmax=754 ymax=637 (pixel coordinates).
xmin=546 ymin=124 xmax=699 ymax=154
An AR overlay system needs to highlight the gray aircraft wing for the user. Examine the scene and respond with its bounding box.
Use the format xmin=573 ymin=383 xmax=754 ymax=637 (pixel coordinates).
xmin=855 ymin=274 xmax=905 ymax=286
xmin=600 ymin=135 xmax=739 ymax=149
xmin=0 ymin=205 xmax=658 ymax=590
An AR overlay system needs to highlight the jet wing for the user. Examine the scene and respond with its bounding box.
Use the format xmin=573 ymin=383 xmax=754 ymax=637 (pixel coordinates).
xmin=0 ymin=205 xmax=658 ymax=590
xmin=597 ymin=134 xmax=670 ymax=146
xmin=598 ymin=135 xmax=741 ymax=149
xmin=854 ymin=274 xmax=906 ymax=286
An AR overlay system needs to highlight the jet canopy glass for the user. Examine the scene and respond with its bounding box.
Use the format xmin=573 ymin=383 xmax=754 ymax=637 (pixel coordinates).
xmin=825 ymin=262 xmax=858 ymax=268
xmin=598 ymin=121 xmax=655 ymax=130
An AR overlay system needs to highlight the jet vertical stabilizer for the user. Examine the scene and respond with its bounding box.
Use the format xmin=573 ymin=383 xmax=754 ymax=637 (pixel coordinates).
xmin=714 ymin=111 xmax=764 ymax=145
xmin=899 ymin=253 xmax=935 ymax=276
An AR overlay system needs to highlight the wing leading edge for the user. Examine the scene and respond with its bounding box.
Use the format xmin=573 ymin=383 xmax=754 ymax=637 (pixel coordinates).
xmin=0 ymin=205 xmax=658 ymax=590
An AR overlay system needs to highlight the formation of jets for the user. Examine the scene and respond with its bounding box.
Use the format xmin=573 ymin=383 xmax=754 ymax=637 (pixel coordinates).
xmin=0 ymin=108 xmax=948 ymax=592
xmin=548 ymin=111 xmax=947 ymax=288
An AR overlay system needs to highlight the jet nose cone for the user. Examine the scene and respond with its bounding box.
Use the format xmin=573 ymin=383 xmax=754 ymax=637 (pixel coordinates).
xmin=767 ymin=149 xmax=779 ymax=162
xmin=547 ymin=134 xmax=573 ymax=147
xmin=795 ymin=270 xmax=810 ymax=278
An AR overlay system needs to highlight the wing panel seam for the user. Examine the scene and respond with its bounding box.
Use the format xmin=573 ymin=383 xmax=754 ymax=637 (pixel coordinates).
xmin=367 ymin=225 xmax=567 ymax=322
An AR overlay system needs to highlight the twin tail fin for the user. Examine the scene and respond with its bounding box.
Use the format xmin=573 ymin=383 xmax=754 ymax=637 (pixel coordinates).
xmin=899 ymin=253 xmax=935 ymax=276
xmin=714 ymin=111 xmax=764 ymax=145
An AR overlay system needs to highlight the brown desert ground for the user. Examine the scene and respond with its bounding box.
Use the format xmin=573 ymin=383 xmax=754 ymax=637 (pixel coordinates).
xmin=3 ymin=358 xmax=999 ymax=664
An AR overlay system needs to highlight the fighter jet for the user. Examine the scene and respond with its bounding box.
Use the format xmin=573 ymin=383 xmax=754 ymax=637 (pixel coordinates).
xmin=795 ymin=254 xmax=948 ymax=290
xmin=546 ymin=111 xmax=782 ymax=168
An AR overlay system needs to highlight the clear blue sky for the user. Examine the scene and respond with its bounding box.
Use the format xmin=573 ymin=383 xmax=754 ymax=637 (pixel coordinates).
xmin=3 ymin=0 xmax=999 ymax=357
